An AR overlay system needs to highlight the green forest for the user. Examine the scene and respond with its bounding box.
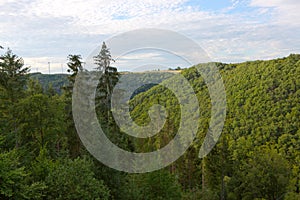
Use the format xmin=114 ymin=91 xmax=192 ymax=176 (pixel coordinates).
xmin=0 ymin=43 xmax=299 ymax=200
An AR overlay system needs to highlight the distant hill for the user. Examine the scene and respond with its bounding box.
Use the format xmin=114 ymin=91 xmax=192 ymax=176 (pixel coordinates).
xmin=29 ymin=71 xmax=177 ymax=95
xmin=29 ymin=72 xmax=69 ymax=94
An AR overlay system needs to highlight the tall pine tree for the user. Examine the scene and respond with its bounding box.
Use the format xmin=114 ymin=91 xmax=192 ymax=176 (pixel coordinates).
xmin=0 ymin=49 xmax=30 ymax=149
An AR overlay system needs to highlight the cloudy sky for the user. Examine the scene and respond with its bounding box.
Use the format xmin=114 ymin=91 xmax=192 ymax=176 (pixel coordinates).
xmin=0 ymin=0 xmax=299 ymax=73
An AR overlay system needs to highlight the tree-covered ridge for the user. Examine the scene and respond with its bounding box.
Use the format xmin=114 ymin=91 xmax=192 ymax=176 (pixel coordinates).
xmin=128 ymin=54 xmax=300 ymax=199
xmin=0 ymin=44 xmax=299 ymax=199
xmin=29 ymin=73 xmax=69 ymax=94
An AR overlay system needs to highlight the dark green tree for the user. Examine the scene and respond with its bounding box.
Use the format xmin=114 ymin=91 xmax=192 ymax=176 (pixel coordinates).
xmin=0 ymin=49 xmax=30 ymax=149
xmin=0 ymin=49 xmax=29 ymax=99
xmin=16 ymin=92 xmax=67 ymax=158
xmin=228 ymin=147 xmax=291 ymax=200
xmin=93 ymin=42 xmax=129 ymax=199
xmin=122 ymin=170 xmax=182 ymax=200
xmin=67 ymin=54 xmax=83 ymax=85
xmin=63 ymin=54 xmax=84 ymax=158
xmin=0 ymin=149 xmax=45 ymax=200
xmin=94 ymin=42 xmax=119 ymax=106
xmin=0 ymin=149 xmax=27 ymax=199
xmin=44 ymin=157 xmax=110 ymax=200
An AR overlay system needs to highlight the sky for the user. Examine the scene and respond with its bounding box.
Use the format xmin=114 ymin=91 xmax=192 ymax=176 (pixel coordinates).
xmin=0 ymin=0 xmax=300 ymax=73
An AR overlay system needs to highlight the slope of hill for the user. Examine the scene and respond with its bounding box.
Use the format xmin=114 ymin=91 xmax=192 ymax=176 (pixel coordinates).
xmin=29 ymin=72 xmax=69 ymax=93
xmin=128 ymin=54 xmax=300 ymax=199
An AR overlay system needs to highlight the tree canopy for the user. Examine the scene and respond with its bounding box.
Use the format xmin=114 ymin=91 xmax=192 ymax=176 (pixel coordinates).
xmin=0 ymin=46 xmax=299 ymax=199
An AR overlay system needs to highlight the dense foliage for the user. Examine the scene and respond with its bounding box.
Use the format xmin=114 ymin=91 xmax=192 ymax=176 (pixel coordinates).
xmin=128 ymin=54 xmax=300 ymax=199
xmin=0 ymin=44 xmax=299 ymax=199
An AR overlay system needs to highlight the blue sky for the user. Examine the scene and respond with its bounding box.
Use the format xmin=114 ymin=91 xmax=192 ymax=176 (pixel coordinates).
xmin=0 ymin=0 xmax=299 ymax=73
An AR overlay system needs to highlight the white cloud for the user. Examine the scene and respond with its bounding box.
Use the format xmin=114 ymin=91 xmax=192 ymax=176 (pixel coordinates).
xmin=4 ymin=0 xmax=213 ymax=35
xmin=27 ymin=0 xmax=189 ymax=28
xmin=250 ymin=0 xmax=300 ymax=26
xmin=250 ymin=0 xmax=300 ymax=7
xmin=0 ymin=0 xmax=299 ymax=72
xmin=0 ymin=0 xmax=17 ymax=6
xmin=119 ymin=52 xmax=163 ymax=60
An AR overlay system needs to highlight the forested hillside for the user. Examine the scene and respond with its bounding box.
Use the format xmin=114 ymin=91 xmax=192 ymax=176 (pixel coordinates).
xmin=0 ymin=46 xmax=299 ymax=199
xmin=128 ymin=54 xmax=300 ymax=199
xmin=29 ymin=73 xmax=68 ymax=94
